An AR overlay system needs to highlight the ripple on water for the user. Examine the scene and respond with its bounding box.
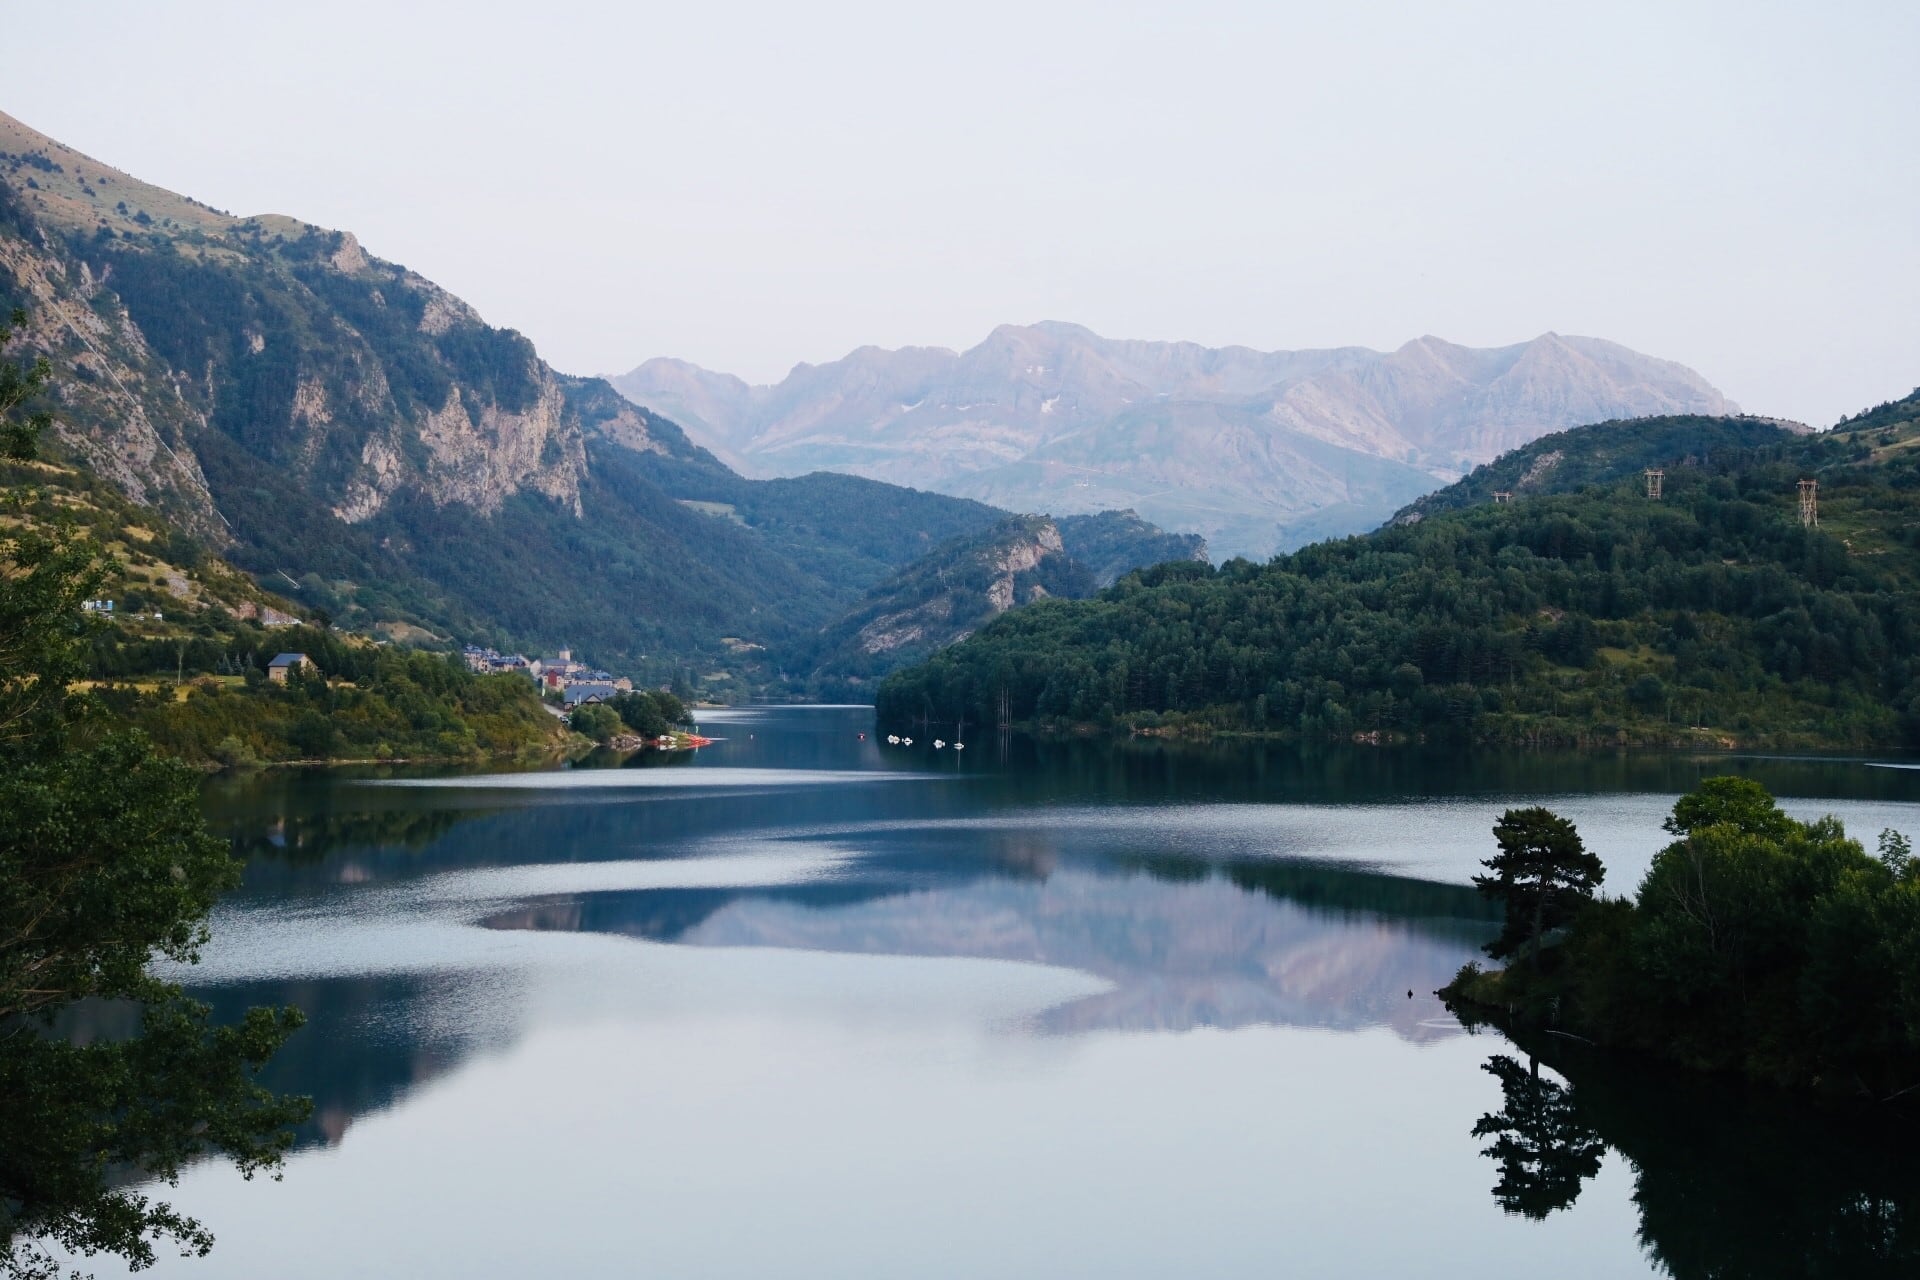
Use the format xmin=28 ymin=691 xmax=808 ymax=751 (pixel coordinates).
xmin=361 ymin=767 xmax=939 ymax=790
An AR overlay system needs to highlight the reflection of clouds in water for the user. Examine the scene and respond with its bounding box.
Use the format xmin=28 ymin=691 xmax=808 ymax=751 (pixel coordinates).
xmin=694 ymin=705 xmax=873 ymax=720
xmin=406 ymin=845 xmax=852 ymax=904
xmin=840 ymin=792 xmax=1920 ymax=886
xmin=676 ymin=869 xmax=1478 ymax=1043
xmin=362 ymin=767 xmax=937 ymax=790
xmin=173 ymin=848 xmax=856 ymax=985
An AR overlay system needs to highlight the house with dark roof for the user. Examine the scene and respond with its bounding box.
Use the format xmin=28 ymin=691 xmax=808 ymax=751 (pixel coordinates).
xmin=562 ymin=682 xmax=619 ymax=708
xmin=267 ymin=652 xmax=311 ymax=684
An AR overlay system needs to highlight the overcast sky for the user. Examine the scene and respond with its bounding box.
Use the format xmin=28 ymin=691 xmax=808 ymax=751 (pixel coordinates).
xmin=12 ymin=1 xmax=1917 ymax=425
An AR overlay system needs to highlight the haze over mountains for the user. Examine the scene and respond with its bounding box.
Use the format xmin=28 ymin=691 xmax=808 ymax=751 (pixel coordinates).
xmin=614 ymin=324 xmax=1740 ymax=558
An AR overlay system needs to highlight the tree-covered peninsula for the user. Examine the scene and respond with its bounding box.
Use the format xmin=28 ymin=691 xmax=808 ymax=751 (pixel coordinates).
xmin=878 ymin=395 xmax=1920 ymax=750
xmin=1446 ymin=777 xmax=1920 ymax=1096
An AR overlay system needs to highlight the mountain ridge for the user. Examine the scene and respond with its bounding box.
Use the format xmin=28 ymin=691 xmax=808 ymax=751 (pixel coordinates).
xmin=612 ymin=323 xmax=1738 ymax=558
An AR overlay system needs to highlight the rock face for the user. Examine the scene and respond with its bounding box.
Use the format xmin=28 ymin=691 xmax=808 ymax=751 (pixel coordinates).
xmin=814 ymin=516 xmax=1089 ymax=682
xmin=614 ymin=321 xmax=1738 ymax=558
xmin=0 ymin=108 xmax=587 ymax=538
xmin=0 ymin=217 xmax=220 ymax=533
xmin=808 ymin=510 xmax=1204 ymax=686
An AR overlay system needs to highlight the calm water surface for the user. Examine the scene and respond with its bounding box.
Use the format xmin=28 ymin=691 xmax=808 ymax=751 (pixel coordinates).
xmin=100 ymin=708 xmax=1920 ymax=1276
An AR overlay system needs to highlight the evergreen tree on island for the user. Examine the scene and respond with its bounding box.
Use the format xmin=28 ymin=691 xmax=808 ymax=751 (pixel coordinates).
xmin=1473 ymin=807 xmax=1605 ymax=970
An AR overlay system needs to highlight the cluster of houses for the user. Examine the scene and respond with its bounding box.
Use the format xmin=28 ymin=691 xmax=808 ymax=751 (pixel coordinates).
xmin=461 ymin=645 xmax=634 ymax=708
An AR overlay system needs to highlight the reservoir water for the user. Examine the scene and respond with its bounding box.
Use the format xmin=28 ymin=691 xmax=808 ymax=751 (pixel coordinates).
xmin=98 ymin=707 xmax=1920 ymax=1276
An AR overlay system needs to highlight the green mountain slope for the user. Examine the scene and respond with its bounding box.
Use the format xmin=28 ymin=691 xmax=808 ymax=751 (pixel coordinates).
xmin=0 ymin=456 xmax=563 ymax=765
xmin=878 ymin=400 xmax=1920 ymax=748
xmin=1390 ymin=414 xmax=1812 ymax=523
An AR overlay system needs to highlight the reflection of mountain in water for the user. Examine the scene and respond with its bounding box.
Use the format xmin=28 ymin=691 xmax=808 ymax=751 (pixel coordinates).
xmin=482 ymin=833 xmax=1498 ymax=1041
xmin=1469 ymin=1030 xmax=1920 ymax=1277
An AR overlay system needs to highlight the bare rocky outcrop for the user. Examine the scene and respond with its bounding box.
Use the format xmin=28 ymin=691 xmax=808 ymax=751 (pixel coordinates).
xmin=328 ymin=232 xmax=371 ymax=275
xmin=416 ymin=283 xmax=481 ymax=336
xmin=848 ymin=519 xmax=1067 ymax=658
xmin=1517 ymin=449 xmax=1564 ymax=488
xmin=986 ymin=521 xmax=1063 ymax=612
xmin=332 ymin=433 xmax=408 ymax=524
xmin=585 ymin=399 xmax=670 ymax=457
xmin=0 ymin=235 xmax=222 ymax=536
xmin=409 ymin=376 xmax=586 ymax=517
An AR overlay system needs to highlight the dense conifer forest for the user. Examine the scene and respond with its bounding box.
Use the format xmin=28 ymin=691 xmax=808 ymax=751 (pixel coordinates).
xmin=878 ymin=395 xmax=1920 ymax=749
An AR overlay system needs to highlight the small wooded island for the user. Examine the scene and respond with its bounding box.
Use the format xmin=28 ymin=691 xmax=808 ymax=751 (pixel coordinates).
xmin=1445 ymin=777 xmax=1920 ymax=1098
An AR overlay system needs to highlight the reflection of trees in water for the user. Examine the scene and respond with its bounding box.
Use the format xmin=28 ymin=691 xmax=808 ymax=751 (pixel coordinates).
xmin=1468 ymin=1035 xmax=1920 ymax=1276
xmin=1002 ymin=737 xmax=1920 ymax=809
xmin=193 ymin=975 xmax=500 ymax=1151
xmin=225 ymin=805 xmax=478 ymax=865
xmin=1471 ymin=1055 xmax=1604 ymax=1219
xmin=1130 ymin=852 xmax=1502 ymax=946
xmin=202 ymin=767 xmax=538 ymax=869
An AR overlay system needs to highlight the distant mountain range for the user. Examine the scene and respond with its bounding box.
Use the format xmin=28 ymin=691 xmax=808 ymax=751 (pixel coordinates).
xmin=613 ymin=323 xmax=1740 ymax=558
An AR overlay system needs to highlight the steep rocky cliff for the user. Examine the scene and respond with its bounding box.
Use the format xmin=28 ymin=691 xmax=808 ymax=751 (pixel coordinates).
xmin=805 ymin=511 xmax=1203 ymax=689
xmin=0 ymin=111 xmax=590 ymax=535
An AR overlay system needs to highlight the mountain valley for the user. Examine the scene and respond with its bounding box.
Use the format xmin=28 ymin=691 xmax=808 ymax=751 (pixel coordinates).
xmin=0 ymin=111 xmax=1198 ymax=693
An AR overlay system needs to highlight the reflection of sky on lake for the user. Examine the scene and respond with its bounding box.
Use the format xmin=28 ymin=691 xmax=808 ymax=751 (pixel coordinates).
xmin=87 ymin=711 xmax=1920 ymax=1278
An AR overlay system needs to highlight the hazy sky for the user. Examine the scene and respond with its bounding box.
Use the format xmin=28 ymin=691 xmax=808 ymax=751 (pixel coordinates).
xmin=12 ymin=1 xmax=1917 ymax=425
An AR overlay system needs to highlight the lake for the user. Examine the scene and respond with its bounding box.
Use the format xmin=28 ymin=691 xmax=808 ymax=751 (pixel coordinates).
xmin=92 ymin=707 xmax=1920 ymax=1277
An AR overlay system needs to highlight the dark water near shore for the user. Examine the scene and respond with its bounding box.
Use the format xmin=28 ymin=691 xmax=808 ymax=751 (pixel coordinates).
xmin=96 ymin=708 xmax=1920 ymax=1276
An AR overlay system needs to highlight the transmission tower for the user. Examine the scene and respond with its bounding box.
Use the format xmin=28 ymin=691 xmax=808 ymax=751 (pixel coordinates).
xmin=1798 ymin=479 xmax=1818 ymax=527
xmin=1491 ymin=491 xmax=1512 ymax=505
xmin=1644 ymin=469 xmax=1664 ymax=500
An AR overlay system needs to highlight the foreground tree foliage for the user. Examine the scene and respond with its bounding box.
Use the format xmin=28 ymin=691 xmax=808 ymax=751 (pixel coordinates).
xmin=0 ymin=520 xmax=308 ymax=1271
xmin=1447 ymin=776 xmax=1920 ymax=1094
xmin=0 ymin=308 xmax=51 ymax=461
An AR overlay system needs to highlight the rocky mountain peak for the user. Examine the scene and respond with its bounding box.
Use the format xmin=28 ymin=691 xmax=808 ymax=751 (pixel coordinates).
xmin=613 ymin=323 xmax=1740 ymax=559
xmin=0 ymin=110 xmax=598 ymax=534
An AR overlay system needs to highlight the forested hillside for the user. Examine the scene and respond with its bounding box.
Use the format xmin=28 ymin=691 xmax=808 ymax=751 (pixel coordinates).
xmin=0 ymin=452 xmax=564 ymax=765
xmin=878 ymin=402 xmax=1920 ymax=748
xmin=1390 ymin=414 xmax=1811 ymax=522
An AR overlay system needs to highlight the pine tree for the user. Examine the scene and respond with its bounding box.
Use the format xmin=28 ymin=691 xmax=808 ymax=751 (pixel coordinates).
xmin=1473 ymin=807 xmax=1605 ymax=968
